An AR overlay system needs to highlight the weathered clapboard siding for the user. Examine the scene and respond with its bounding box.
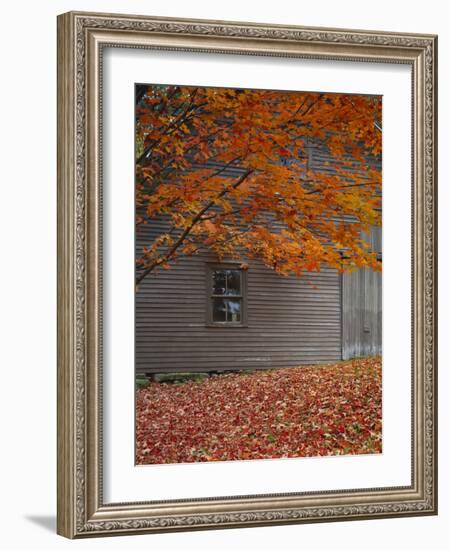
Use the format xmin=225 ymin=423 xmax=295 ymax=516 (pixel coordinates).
xmin=136 ymin=220 xmax=342 ymax=373
xmin=135 ymin=145 xmax=382 ymax=373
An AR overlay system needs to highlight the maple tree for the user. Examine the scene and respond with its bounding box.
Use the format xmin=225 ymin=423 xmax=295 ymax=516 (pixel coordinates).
xmin=135 ymin=84 xmax=382 ymax=286
xmin=136 ymin=356 xmax=382 ymax=464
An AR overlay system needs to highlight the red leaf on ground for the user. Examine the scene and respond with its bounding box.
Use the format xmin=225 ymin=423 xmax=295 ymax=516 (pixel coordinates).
xmin=136 ymin=356 xmax=382 ymax=465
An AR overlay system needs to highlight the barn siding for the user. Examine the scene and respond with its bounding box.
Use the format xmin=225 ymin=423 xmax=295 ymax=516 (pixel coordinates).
xmin=342 ymin=227 xmax=382 ymax=359
xmin=136 ymin=221 xmax=342 ymax=373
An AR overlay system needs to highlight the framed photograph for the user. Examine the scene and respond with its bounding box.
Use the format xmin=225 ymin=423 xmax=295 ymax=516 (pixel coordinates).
xmin=57 ymin=11 xmax=437 ymax=538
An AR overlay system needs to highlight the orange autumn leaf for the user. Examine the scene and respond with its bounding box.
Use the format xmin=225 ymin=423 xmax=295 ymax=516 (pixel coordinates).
xmin=135 ymin=85 xmax=382 ymax=285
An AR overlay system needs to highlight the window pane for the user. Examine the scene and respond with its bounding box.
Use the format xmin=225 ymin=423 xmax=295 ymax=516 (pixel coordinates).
xmin=212 ymin=270 xmax=226 ymax=295
xmin=212 ymin=269 xmax=241 ymax=295
xmin=226 ymin=299 xmax=241 ymax=322
xmin=212 ymin=298 xmax=227 ymax=322
xmin=212 ymin=298 xmax=241 ymax=323
xmin=226 ymin=270 xmax=241 ymax=295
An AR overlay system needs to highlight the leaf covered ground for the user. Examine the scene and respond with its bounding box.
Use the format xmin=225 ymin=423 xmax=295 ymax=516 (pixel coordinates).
xmin=136 ymin=356 xmax=382 ymax=465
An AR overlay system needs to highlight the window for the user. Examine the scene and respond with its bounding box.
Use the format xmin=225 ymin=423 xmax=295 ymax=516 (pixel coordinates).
xmin=207 ymin=265 xmax=247 ymax=326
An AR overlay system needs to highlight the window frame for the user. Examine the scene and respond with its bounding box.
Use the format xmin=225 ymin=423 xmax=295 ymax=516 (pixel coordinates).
xmin=205 ymin=262 xmax=248 ymax=327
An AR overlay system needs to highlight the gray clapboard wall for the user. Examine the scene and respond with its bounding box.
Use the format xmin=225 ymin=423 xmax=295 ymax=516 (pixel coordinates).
xmin=136 ymin=218 xmax=342 ymax=374
xmin=135 ymin=145 xmax=382 ymax=374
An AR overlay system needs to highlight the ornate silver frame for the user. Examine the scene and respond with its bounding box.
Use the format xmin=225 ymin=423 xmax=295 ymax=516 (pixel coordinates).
xmin=57 ymin=11 xmax=438 ymax=538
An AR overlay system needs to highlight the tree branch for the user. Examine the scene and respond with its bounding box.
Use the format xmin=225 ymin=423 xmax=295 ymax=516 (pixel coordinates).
xmin=136 ymin=169 xmax=254 ymax=285
xmin=304 ymin=181 xmax=380 ymax=195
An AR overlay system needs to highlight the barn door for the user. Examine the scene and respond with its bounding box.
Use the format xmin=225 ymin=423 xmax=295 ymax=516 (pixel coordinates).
xmin=341 ymin=227 xmax=382 ymax=360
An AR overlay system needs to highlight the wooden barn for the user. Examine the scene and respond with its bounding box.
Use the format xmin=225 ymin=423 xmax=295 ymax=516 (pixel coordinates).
xmin=135 ymin=150 xmax=382 ymax=376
